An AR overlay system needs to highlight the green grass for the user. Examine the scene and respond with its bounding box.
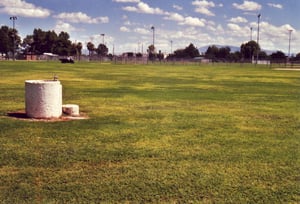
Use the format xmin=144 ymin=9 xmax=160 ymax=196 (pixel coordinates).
xmin=0 ymin=61 xmax=299 ymax=203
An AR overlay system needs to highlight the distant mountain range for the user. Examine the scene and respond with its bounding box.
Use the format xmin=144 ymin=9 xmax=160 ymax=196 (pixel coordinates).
xmin=198 ymin=44 xmax=276 ymax=55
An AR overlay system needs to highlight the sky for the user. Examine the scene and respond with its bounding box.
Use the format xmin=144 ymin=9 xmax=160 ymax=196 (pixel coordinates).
xmin=0 ymin=0 xmax=299 ymax=55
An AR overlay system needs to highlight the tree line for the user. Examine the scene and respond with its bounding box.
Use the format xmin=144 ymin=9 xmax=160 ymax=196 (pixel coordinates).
xmin=0 ymin=26 xmax=107 ymax=60
xmin=167 ymin=41 xmax=300 ymax=63
xmin=0 ymin=25 xmax=299 ymax=62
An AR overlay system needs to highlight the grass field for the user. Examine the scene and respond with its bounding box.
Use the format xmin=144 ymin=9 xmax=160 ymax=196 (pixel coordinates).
xmin=0 ymin=61 xmax=299 ymax=203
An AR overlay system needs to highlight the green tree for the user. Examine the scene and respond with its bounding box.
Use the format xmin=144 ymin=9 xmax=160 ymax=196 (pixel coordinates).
xmin=205 ymin=45 xmax=233 ymax=62
xmin=290 ymin=52 xmax=300 ymax=63
xmin=292 ymin=53 xmax=300 ymax=61
xmin=217 ymin=46 xmax=231 ymax=60
xmin=30 ymin=29 xmax=72 ymax=56
xmin=205 ymin=45 xmax=219 ymax=61
xmin=45 ymin=31 xmax=58 ymax=53
xmin=270 ymin=51 xmax=286 ymax=62
xmin=32 ymin=28 xmax=46 ymax=54
xmin=0 ymin=26 xmax=11 ymax=57
xmin=70 ymin=43 xmax=78 ymax=57
xmin=0 ymin=26 xmax=21 ymax=59
xmin=87 ymin=42 xmax=95 ymax=57
xmin=174 ymin=43 xmax=199 ymax=59
xmin=22 ymin=34 xmax=34 ymax=55
xmin=158 ymin=50 xmax=164 ymax=62
xmin=96 ymin=43 xmax=108 ymax=57
xmin=174 ymin=49 xmax=185 ymax=58
xmin=54 ymin=31 xmax=72 ymax=56
xmin=258 ymin=51 xmax=268 ymax=60
xmin=185 ymin=43 xmax=200 ymax=58
xmin=148 ymin=44 xmax=156 ymax=61
xmin=240 ymin=40 xmax=260 ymax=60
xmin=31 ymin=29 xmax=57 ymax=54
xmin=76 ymin=42 xmax=83 ymax=60
xmin=228 ymin=51 xmax=241 ymax=62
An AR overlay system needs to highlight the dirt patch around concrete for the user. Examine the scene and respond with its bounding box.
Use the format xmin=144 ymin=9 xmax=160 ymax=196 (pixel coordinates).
xmin=6 ymin=111 xmax=89 ymax=122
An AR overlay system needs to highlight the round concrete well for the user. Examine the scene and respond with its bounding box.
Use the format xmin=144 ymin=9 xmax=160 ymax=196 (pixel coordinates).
xmin=25 ymin=80 xmax=62 ymax=119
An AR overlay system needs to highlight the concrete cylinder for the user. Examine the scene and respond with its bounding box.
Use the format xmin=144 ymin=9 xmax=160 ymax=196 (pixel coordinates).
xmin=25 ymin=80 xmax=62 ymax=119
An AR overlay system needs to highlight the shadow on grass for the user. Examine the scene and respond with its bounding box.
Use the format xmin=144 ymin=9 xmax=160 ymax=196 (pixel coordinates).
xmin=6 ymin=111 xmax=89 ymax=122
xmin=7 ymin=111 xmax=28 ymax=119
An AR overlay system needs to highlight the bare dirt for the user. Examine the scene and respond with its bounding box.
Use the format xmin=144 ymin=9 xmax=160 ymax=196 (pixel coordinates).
xmin=7 ymin=111 xmax=89 ymax=122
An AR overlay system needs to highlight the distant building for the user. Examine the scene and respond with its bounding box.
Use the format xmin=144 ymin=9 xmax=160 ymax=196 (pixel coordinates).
xmin=41 ymin=53 xmax=59 ymax=61
xmin=26 ymin=53 xmax=37 ymax=61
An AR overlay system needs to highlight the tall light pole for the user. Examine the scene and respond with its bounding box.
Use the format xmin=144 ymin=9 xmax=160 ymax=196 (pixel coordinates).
xmin=170 ymin=40 xmax=173 ymax=54
xmin=151 ymin=26 xmax=155 ymax=48
xmin=250 ymin=27 xmax=253 ymax=41
xmin=101 ymin=33 xmax=105 ymax=45
xmin=256 ymin=14 xmax=261 ymax=64
xmin=288 ymin=29 xmax=293 ymax=58
xmin=10 ymin=16 xmax=17 ymax=61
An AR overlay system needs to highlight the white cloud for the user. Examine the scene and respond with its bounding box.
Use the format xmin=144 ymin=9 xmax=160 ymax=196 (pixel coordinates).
xmin=227 ymin=23 xmax=242 ymax=31
xmin=227 ymin=23 xmax=249 ymax=38
xmin=233 ymin=1 xmax=262 ymax=11
xmin=122 ymin=6 xmax=137 ymax=12
xmin=247 ymin=20 xmax=299 ymax=52
xmin=265 ymin=24 xmax=297 ymax=52
xmin=180 ymin=16 xmax=206 ymax=27
xmin=229 ymin=16 xmax=248 ymax=23
xmin=0 ymin=0 xmax=50 ymax=18
xmin=120 ymin=26 xmax=130 ymax=32
xmin=164 ymin=12 xmax=185 ymax=22
xmin=54 ymin=20 xmax=76 ymax=34
xmin=138 ymin=2 xmax=164 ymax=14
xmin=192 ymin=0 xmax=216 ymax=16
xmin=159 ymin=27 xmax=214 ymax=50
xmin=260 ymin=22 xmax=295 ymax=39
xmin=158 ymin=28 xmax=199 ymax=44
xmin=208 ymin=24 xmax=224 ymax=33
xmin=195 ymin=7 xmax=215 ymax=16
xmin=164 ymin=12 xmax=205 ymax=27
xmin=173 ymin=4 xmax=183 ymax=11
xmin=123 ymin=2 xmax=165 ymax=15
xmin=54 ymin=12 xmax=109 ymax=24
xmin=267 ymin=3 xmax=283 ymax=9
xmin=192 ymin=0 xmax=215 ymax=7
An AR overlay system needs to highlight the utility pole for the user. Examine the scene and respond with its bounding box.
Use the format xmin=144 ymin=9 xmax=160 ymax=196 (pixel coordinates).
xmin=101 ymin=33 xmax=105 ymax=44
xmin=256 ymin=14 xmax=261 ymax=64
xmin=151 ymin=26 xmax=155 ymax=48
xmin=10 ymin=16 xmax=17 ymax=61
xmin=288 ymin=29 xmax=293 ymax=59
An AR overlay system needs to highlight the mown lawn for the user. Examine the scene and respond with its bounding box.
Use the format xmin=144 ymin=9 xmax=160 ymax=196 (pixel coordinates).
xmin=0 ymin=61 xmax=299 ymax=203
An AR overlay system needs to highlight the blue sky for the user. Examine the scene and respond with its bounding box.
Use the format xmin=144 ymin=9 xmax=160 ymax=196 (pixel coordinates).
xmin=0 ymin=0 xmax=299 ymax=55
